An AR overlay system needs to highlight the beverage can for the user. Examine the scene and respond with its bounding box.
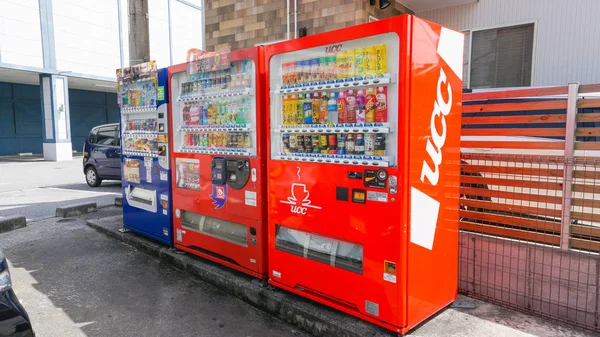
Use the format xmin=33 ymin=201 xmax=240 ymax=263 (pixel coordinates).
xmin=374 ymin=133 xmax=386 ymax=156
xmin=336 ymin=133 xmax=347 ymax=155
xmin=244 ymin=132 xmax=251 ymax=148
xmin=312 ymin=135 xmax=320 ymax=153
xmin=328 ymin=134 xmax=337 ymax=154
xmin=289 ymin=134 xmax=298 ymax=152
xmin=319 ymin=135 xmax=328 ymax=154
xmin=282 ymin=134 xmax=290 ymax=153
xmin=375 ymin=44 xmax=387 ymax=75
xmin=297 ymin=134 xmax=305 ymax=153
xmin=365 ymin=133 xmax=376 ymax=155
xmin=228 ymin=133 xmax=235 ymax=148
xmin=355 ymin=48 xmax=366 ymax=78
xmin=346 ymin=133 xmax=355 ymax=154
xmin=355 ymin=133 xmax=365 ymax=155
xmin=208 ymin=133 xmax=214 ymax=148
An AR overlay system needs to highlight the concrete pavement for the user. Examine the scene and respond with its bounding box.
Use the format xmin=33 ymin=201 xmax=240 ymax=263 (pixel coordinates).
xmin=0 ymin=158 xmax=120 ymax=220
xmin=87 ymin=215 xmax=598 ymax=337
xmin=0 ymin=207 xmax=311 ymax=337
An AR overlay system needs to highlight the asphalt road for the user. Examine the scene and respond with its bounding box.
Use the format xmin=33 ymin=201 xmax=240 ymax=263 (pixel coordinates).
xmin=0 ymin=158 xmax=120 ymax=220
xmin=0 ymin=208 xmax=310 ymax=337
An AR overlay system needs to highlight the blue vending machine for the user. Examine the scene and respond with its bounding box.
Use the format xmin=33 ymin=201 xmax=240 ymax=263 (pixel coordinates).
xmin=117 ymin=62 xmax=172 ymax=245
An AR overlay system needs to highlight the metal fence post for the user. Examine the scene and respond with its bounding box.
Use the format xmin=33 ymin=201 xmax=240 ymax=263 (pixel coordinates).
xmin=560 ymin=82 xmax=580 ymax=250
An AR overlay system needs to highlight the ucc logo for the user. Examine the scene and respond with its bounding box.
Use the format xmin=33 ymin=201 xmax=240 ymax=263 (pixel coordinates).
xmin=420 ymin=68 xmax=452 ymax=187
xmin=280 ymin=167 xmax=322 ymax=216
xmin=325 ymin=44 xmax=343 ymax=54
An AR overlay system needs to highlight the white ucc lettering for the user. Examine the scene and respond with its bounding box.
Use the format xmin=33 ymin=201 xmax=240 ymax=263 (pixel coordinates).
xmin=420 ymin=68 xmax=452 ymax=186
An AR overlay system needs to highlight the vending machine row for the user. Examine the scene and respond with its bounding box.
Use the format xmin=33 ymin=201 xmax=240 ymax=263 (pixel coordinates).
xmin=117 ymin=14 xmax=463 ymax=335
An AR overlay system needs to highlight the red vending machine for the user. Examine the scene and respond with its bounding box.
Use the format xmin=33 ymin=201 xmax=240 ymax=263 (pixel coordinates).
xmin=266 ymin=16 xmax=463 ymax=333
xmin=168 ymin=47 xmax=267 ymax=278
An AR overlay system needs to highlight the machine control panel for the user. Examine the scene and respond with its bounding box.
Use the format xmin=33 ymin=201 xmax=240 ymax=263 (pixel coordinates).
xmin=211 ymin=157 xmax=227 ymax=185
xmin=364 ymin=169 xmax=387 ymax=189
xmin=227 ymin=158 xmax=250 ymax=190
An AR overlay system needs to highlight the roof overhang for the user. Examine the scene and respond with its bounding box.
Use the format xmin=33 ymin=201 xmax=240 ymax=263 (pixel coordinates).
xmin=398 ymin=0 xmax=478 ymax=12
xmin=0 ymin=64 xmax=117 ymax=93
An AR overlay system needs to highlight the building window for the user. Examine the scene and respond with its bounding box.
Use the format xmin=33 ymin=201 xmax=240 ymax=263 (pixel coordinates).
xmin=467 ymin=23 xmax=534 ymax=89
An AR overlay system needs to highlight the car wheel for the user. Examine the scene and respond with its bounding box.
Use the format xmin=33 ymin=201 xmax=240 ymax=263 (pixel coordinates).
xmin=85 ymin=166 xmax=102 ymax=187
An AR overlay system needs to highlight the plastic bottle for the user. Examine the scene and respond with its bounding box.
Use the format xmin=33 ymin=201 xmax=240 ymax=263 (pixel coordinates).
xmin=290 ymin=94 xmax=299 ymax=125
xmin=375 ymin=86 xmax=388 ymax=123
xmin=366 ymin=88 xmax=376 ymax=123
xmin=328 ymin=92 xmax=338 ymax=124
xmin=355 ymin=90 xmax=366 ymax=124
xmin=345 ymin=89 xmax=356 ymax=124
xmin=320 ymin=92 xmax=328 ymax=124
xmin=311 ymin=92 xmax=320 ymax=124
xmin=337 ymin=91 xmax=346 ymax=124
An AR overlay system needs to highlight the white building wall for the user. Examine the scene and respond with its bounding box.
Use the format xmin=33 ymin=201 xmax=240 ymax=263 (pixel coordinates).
xmin=52 ymin=0 xmax=121 ymax=78
xmin=149 ymin=0 xmax=171 ymax=67
xmin=418 ymin=0 xmax=600 ymax=86
xmin=0 ymin=0 xmax=44 ymax=68
xmin=169 ymin=0 xmax=204 ymax=65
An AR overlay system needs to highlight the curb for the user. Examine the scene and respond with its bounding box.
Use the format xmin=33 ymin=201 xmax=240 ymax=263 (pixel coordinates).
xmin=0 ymin=216 xmax=26 ymax=233
xmin=86 ymin=216 xmax=394 ymax=337
xmin=56 ymin=202 xmax=97 ymax=218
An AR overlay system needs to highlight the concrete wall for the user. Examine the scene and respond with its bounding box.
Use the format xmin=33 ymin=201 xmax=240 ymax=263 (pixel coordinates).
xmin=459 ymin=231 xmax=600 ymax=330
xmin=417 ymin=0 xmax=600 ymax=86
xmin=204 ymin=0 xmax=411 ymax=52
xmin=0 ymin=82 xmax=117 ymax=156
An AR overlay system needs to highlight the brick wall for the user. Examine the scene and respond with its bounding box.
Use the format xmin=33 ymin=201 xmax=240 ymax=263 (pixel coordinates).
xmin=204 ymin=0 xmax=412 ymax=51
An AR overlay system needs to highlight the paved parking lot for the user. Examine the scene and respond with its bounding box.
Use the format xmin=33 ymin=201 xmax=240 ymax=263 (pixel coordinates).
xmin=0 ymin=158 xmax=120 ymax=220
xmin=0 ymin=208 xmax=310 ymax=337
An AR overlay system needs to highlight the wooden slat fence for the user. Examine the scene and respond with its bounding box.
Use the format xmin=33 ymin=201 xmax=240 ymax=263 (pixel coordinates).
xmin=461 ymin=84 xmax=600 ymax=252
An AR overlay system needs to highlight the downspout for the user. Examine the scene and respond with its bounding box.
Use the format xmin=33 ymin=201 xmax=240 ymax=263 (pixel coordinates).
xmin=286 ymin=0 xmax=290 ymax=39
xmin=294 ymin=0 xmax=298 ymax=38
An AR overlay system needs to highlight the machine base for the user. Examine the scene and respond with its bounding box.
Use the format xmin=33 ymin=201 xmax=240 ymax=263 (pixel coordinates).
xmin=124 ymin=224 xmax=172 ymax=246
xmin=268 ymin=279 xmax=404 ymax=334
xmin=175 ymin=243 xmax=267 ymax=280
